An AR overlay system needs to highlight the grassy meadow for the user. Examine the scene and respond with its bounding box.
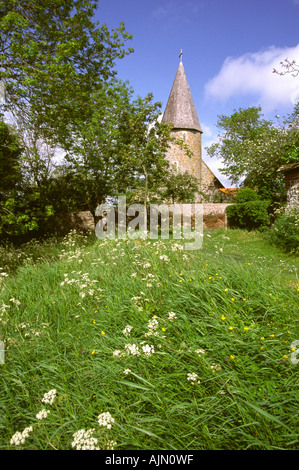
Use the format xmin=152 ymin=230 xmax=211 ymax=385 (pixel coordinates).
xmin=0 ymin=228 xmax=298 ymax=450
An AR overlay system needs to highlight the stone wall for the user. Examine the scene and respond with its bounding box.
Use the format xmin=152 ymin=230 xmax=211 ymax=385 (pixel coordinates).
xmin=55 ymin=211 xmax=95 ymax=234
xmin=279 ymin=163 xmax=299 ymax=208
xmin=166 ymin=129 xmax=202 ymax=182
xmin=202 ymin=203 xmax=232 ymax=230
xmin=285 ymin=168 xmax=299 ymax=208
xmin=165 ymin=129 xmax=223 ymax=201
xmin=55 ymin=203 xmax=232 ymax=235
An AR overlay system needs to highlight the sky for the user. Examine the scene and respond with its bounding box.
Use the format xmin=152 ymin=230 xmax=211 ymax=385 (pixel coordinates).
xmin=95 ymin=0 xmax=299 ymax=187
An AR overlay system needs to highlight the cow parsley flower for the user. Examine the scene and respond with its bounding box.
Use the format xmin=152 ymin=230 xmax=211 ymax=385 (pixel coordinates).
xmin=142 ymin=344 xmax=155 ymax=357
xmin=10 ymin=426 xmax=33 ymax=446
xmin=168 ymin=311 xmax=177 ymax=321
xmin=210 ymin=364 xmax=222 ymax=373
xmin=113 ymin=349 xmax=125 ymax=357
xmin=125 ymin=343 xmax=140 ymax=356
xmin=71 ymin=429 xmax=100 ymax=450
xmin=147 ymin=317 xmax=158 ymax=330
xmin=106 ymin=440 xmax=117 ymax=450
xmin=97 ymin=412 xmax=114 ymax=430
xmin=123 ymin=325 xmax=132 ymax=336
xmin=41 ymin=389 xmax=57 ymax=405
xmin=36 ymin=409 xmax=50 ymax=420
xmin=195 ymin=348 xmax=205 ymax=355
xmin=187 ymin=372 xmax=199 ymax=383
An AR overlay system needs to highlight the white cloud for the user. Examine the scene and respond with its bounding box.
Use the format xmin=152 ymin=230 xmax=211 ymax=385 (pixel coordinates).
xmin=151 ymin=1 xmax=201 ymax=24
xmin=205 ymin=44 xmax=299 ymax=112
xmin=200 ymin=123 xmax=213 ymax=137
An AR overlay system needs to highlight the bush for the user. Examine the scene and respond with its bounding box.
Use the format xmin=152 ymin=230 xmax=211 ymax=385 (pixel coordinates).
xmin=266 ymin=208 xmax=299 ymax=254
xmin=226 ymin=188 xmax=271 ymax=230
xmin=235 ymin=187 xmax=260 ymax=203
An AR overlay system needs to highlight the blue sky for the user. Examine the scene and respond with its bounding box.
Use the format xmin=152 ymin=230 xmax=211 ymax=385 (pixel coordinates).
xmin=96 ymin=0 xmax=299 ymax=186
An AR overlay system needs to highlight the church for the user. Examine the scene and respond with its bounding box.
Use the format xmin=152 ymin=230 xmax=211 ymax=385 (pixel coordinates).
xmin=161 ymin=55 xmax=224 ymax=201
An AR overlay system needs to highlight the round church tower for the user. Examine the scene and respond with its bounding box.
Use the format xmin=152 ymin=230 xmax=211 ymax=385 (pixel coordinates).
xmin=162 ymin=58 xmax=223 ymax=200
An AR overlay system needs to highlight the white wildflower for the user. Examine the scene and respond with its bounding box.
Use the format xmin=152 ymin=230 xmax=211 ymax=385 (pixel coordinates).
xmin=142 ymin=344 xmax=155 ymax=357
xmin=125 ymin=343 xmax=140 ymax=356
xmin=106 ymin=440 xmax=117 ymax=450
xmin=123 ymin=369 xmax=131 ymax=375
xmin=187 ymin=373 xmax=200 ymax=384
xmin=195 ymin=348 xmax=205 ymax=355
xmin=97 ymin=412 xmax=114 ymax=430
xmin=41 ymin=389 xmax=57 ymax=405
xmin=71 ymin=429 xmax=100 ymax=450
xmin=10 ymin=426 xmax=33 ymax=446
xmin=113 ymin=349 xmax=125 ymax=357
xmin=187 ymin=372 xmax=198 ymax=381
xmin=168 ymin=311 xmax=177 ymax=320
xmin=211 ymin=364 xmax=222 ymax=373
xmin=122 ymin=325 xmax=132 ymax=336
xmin=147 ymin=317 xmax=158 ymax=330
xmin=36 ymin=409 xmax=50 ymax=420
xmin=9 ymin=298 xmax=21 ymax=306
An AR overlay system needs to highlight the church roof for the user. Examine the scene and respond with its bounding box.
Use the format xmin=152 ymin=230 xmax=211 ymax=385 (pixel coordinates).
xmin=162 ymin=61 xmax=202 ymax=133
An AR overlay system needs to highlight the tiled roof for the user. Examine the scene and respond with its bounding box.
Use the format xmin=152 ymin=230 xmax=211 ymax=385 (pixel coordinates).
xmin=162 ymin=62 xmax=202 ymax=133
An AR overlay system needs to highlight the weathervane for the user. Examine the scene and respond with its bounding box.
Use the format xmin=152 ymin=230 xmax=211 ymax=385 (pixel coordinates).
xmin=179 ymin=49 xmax=183 ymax=62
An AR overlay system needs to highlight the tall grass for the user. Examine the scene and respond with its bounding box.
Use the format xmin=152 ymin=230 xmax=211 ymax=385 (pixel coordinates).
xmin=0 ymin=229 xmax=298 ymax=450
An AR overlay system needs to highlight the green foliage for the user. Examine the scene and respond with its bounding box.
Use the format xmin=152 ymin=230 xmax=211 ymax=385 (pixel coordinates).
xmin=280 ymin=102 xmax=299 ymax=164
xmin=266 ymin=208 xmax=299 ymax=254
xmin=206 ymin=106 xmax=272 ymax=184
xmin=158 ymin=170 xmax=199 ymax=203
xmin=235 ymin=187 xmax=260 ymax=203
xmin=227 ymin=188 xmax=271 ymax=230
xmin=0 ymin=0 xmax=133 ymax=145
xmin=206 ymin=103 xmax=299 ymax=202
xmin=117 ymin=93 xmax=173 ymax=206
xmin=64 ymin=78 xmax=134 ymax=210
xmin=0 ymin=117 xmax=23 ymax=194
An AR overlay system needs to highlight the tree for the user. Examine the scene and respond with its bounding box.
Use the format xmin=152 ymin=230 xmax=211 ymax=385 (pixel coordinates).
xmin=116 ymin=93 xmax=173 ymax=209
xmin=205 ymin=106 xmax=292 ymax=201
xmin=158 ymin=170 xmax=199 ymax=204
xmin=0 ymin=0 xmax=133 ymax=145
xmin=63 ymin=78 xmax=134 ymax=212
xmin=280 ymin=101 xmax=299 ymax=164
xmin=0 ymin=116 xmax=23 ymax=195
xmin=226 ymin=188 xmax=271 ymax=231
xmin=273 ymin=58 xmax=299 ymax=77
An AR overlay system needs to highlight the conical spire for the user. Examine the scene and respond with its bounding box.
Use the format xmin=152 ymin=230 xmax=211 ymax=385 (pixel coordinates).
xmin=162 ymin=61 xmax=202 ymax=133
